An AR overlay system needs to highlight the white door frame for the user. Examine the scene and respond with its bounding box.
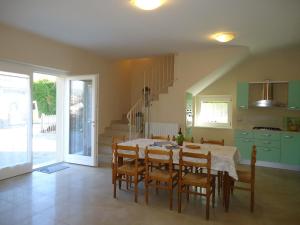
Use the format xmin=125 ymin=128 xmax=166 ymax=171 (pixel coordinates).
xmin=63 ymin=74 xmax=98 ymax=166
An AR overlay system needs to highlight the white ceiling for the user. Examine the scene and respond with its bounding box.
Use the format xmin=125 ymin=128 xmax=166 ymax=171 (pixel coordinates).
xmin=0 ymin=0 xmax=299 ymax=59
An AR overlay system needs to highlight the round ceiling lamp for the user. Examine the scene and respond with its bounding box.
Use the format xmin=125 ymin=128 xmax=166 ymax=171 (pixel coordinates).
xmin=130 ymin=0 xmax=166 ymax=10
xmin=211 ymin=32 xmax=235 ymax=43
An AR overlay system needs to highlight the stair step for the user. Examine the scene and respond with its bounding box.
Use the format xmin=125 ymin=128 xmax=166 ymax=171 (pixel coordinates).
xmin=99 ymin=145 xmax=112 ymax=154
xmin=110 ymin=123 xmax=129 ymax=131
xmin=103 ymin=128 xmax=130 ymax=137
xmin=99 ymin=135 xmax=113 ymax=145
xmin=98 ymin=152 xmax=112 ymax=166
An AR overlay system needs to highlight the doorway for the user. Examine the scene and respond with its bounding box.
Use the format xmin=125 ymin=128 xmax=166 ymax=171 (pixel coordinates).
xmin=32 ymin=73 xmax=59 ymax=168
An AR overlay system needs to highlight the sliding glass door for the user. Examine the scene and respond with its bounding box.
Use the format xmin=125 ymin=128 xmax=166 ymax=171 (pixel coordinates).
xmin=0 ymin=71 xmax=32 ymax=180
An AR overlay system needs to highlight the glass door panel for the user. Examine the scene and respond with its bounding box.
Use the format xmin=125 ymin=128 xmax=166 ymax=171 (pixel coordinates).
xmin=64 ymin=75 xmax=97 ymax=166
xmin=0 ymin=71 xmax=31 ymax=180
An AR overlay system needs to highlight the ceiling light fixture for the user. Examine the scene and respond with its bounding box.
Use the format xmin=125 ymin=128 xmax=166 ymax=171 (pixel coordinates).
xmin=211 ymin=32 xmax=235 ymax=43
xmin=130 ymin=0 xmax=165 ymax=10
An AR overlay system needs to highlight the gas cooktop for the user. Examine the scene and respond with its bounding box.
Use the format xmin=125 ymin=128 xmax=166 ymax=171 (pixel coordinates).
xmin=252 ymin=126 xmax=282 ymax=131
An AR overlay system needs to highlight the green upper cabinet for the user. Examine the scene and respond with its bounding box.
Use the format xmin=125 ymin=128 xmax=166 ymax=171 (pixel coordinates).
xmin=237 ymin=82 xmax=249 ymax=109
xmin=281 ymin=132 xmax=300 ymax=165
xmin=288 ymin=80 xmax=300 ymax=110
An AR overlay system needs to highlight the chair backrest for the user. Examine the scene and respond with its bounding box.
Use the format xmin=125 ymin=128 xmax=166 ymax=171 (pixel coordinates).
xmin=151 ymin=134 xmax=170 ymax=141
xmin=200 ymin=137 xmax=224 ymax=146
xmin=251 ymin=145 xmax=257 ymax=183
xmin=113 ymin=144 xmax=139 ymax=168
xmin=145 ymin=148 xmax=173 ymax=174
xmin=179 ymin=149 xmax=212 ymax=184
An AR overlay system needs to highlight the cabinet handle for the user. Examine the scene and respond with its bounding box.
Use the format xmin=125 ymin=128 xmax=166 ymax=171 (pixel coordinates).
xmin=284 ymin=135 xmax=292 ymax=139
xmin=244 ymin=139 xmax=250 ymax=142
xmin=242 ymin=132 xmax=248 ymax=135
xmin=263 ymin=148 xmax=271 ymax=151
xmin=263 ymin=141 xmax=271 ymax=144
xmin=262 ymin=134 xmax=271 ymax=137
xmin=289 ymin=106 xmax=296 ymax=109
xmin=240 ymin=106 xmax=246 ymax=108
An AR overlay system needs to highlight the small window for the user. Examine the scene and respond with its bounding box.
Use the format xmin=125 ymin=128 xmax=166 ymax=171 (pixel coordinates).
xmin=195 ymin=95 xmax=232 ymax=129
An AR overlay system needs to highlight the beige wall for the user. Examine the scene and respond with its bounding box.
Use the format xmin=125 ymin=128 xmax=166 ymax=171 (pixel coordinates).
xmin=193 ymin=45 xmax=300 ymax=145
xmin=0 ymin=23 xmax=131 ymax=134
xmin=124 ymin=55 xmax=173 ymax=105
xmin=150 ymin=46 xmax=249 ymax=128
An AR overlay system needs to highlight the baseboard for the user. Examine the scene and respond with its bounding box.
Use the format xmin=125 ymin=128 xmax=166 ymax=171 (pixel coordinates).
xmin=240 ymin=160 xmax=300 ymax=171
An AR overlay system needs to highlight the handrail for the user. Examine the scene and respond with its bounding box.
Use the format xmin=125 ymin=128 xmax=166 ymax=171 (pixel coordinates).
xmin=127 ymin=54 xmax=175 ymax=139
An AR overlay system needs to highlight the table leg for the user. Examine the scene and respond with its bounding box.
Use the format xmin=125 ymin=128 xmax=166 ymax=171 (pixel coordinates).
xmin=223 ymin=171 xmax=230 ymax=212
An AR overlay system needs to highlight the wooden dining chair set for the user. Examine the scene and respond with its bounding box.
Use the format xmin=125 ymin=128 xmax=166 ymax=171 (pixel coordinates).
xmin=111 ymin=135 xmax=257 ymax=219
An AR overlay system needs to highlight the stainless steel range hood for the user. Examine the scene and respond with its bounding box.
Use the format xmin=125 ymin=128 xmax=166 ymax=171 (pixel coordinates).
xmin=255 ymin=80 xmax=275 ymax=107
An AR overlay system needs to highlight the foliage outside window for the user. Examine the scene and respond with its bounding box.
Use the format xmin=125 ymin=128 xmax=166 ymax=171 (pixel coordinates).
xmin=32 ymin=80 xmax=56 ymax=115
xmin=195 ymin=95 xmax=232 ymax=129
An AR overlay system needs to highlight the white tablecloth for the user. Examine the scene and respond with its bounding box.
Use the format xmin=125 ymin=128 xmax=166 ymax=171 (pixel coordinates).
xmin=118 ymin=138 xmax=240 ymax=180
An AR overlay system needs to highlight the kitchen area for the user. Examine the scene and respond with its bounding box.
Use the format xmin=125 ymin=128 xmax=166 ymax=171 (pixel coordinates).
xmin=236 ymin=80 xmax=300 ymax=169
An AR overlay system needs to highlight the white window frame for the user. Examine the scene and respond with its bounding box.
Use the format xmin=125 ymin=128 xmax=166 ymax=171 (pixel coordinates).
xmin=194 ymin=95 xmax=232 ymax=129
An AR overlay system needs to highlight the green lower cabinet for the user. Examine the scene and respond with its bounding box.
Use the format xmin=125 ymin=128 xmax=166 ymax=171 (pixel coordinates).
xmin=235 ymin=138 xmax=254 ymax=160
xmin=256 ymin=147 xmax=281 ymax=162
xmin=280 ymin=132 xmax=300 ymax=165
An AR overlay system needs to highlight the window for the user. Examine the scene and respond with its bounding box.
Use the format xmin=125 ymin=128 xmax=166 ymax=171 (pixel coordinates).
xmin=195 ymin=95 xmax=232 ymax=129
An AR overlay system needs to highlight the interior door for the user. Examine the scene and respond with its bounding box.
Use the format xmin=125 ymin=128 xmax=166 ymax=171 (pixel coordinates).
xmin=64 ymin=75 xmax=98 ymax=166
xmin=0 ymin=71 xmax=32 ymax=180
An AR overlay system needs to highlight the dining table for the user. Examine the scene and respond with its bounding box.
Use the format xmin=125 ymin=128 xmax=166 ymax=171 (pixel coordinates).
xmin=118 ymin=138 xmax=241 ymax=211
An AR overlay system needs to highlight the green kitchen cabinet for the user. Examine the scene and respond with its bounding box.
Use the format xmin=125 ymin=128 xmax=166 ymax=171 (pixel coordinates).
xmin=235 ymin=138 xmax=254 ymax=160
xmin=237 ymin=82 xmax=249 ymax=109
xmin=256 ymin=146 xmax=281 ymax=162
xmin=288 ymin=80 xmax=300 ymax=110
xmin=235 ymin=130 xmax=254 ymax=160
xmin=281 ymin=132 xmax=300 ymax=165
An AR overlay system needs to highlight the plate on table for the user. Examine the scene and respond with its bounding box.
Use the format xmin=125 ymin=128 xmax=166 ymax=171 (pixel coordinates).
xmin=185 ymin=144 xmax=201 ymax=149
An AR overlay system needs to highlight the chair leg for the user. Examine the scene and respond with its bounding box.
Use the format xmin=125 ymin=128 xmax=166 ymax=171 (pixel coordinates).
xmin=113 ymin=171 xmax=117 ymax=199
xmin=218 ymin=172 xmax=221 ymax=196
xmin=126 ymin=175 xmax=129 ymax=190
xmin=206 ymin=190 xmax=210 ymax=220
xmin=145 ymin=178 xmax=149 ymax=205
xmin=186 ymin=185 xmax=190 ymax=202
xmin=134 ymin=174 xmax=138 ymax=203
xmin=251 ymin=184 xmax=254 ymax=212
xmin=118 ymin=177 xmax=122 ymax=190
xmin=212 ymin=178 xmax=216 ymax=208
xmin=156 ymin=181 xmax=159 ymax=194
xmin=178 ymin=185 xmax=182 ymax=213
xmin=169 ymin=184 xmax=173 ymax=210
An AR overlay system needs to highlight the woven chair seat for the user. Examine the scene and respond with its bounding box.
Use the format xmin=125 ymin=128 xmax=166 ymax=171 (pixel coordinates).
xmin=149 ymin=169 xmax=177 ymax=181
xmin=237 ymin=169 xmax=251 ymax=183
xmin=182 ymin=173 xmax=213 ymax=187
xmin=117 ymin=164 xmax=145 ymax=175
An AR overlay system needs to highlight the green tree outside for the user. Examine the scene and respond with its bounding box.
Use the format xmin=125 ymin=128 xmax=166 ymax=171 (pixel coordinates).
xmin=32 ymin=80 xmax=56 ymax=116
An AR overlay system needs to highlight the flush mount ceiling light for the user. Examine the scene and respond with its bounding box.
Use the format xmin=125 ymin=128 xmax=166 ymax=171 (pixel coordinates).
xmin=211 ymin=32 xmax=235 ymax=43
xmin=130 ymin=0 xmax=165 ymax=10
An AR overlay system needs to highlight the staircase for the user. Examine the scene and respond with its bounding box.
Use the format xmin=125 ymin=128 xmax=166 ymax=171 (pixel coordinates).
xmin=98 ymin=114 xmax=131 ymax=166
xmin=98 ymin=54 xmax=175 ymax=166
xmin=127 ymin=54 xmax=175 ymax=139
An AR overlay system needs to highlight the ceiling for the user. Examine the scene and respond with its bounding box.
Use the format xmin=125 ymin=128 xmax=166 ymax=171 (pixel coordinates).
xmin=0 ymin=0 xmax=299 ymax=59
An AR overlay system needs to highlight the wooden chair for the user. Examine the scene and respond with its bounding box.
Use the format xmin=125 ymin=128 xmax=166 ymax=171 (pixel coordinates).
xmin=178 ymin=149 xmax=215 ymax=220
xmin=113 ymin=144 xmax=145 ymax=203
xmin=144 ymin=148 xmax=178 ymax=210
xmin=200 ymin=137 xmax=224 ymax=146
xmin=111 ymin=136 xmax=126 ymax=184
xmin=151 ymin=134 xmax=170 ymax=141
xmin=200 ymin=137 xmax=224 ymax=196
xmin=231 ymin=145 xmax=257 ymax=212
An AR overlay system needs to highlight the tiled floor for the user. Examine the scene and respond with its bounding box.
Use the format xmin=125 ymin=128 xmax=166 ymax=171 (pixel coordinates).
xmin=0 ymin=164 xmax=300 ymax=225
